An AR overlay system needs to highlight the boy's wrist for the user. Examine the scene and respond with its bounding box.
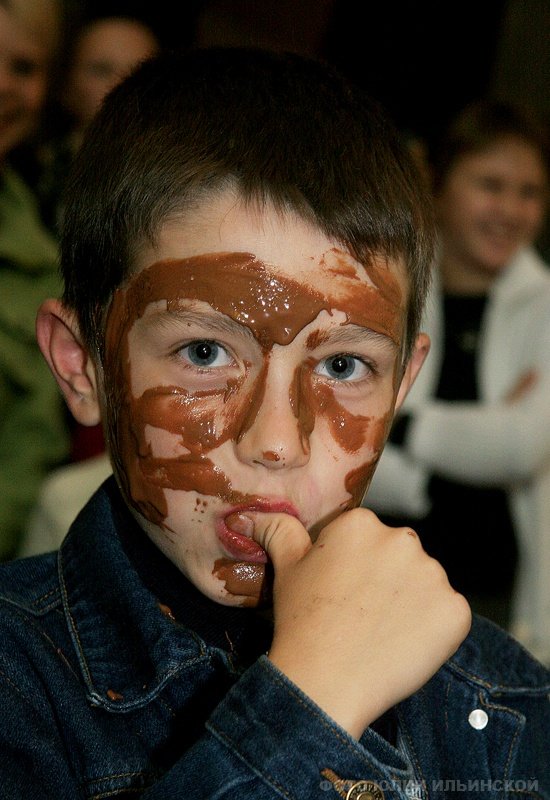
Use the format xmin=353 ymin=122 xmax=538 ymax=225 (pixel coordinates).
xmin=267 ymin=650 xmax=377 ymax=738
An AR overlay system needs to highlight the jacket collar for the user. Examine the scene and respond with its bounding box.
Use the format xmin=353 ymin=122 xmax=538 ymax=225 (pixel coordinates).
xmin=58 ymin=478 xmax=211 ymax=711
xmin=59 ymin=480 xmax=550 ymax=713
xmin=447 ymin=613 xmax=550 ymax=695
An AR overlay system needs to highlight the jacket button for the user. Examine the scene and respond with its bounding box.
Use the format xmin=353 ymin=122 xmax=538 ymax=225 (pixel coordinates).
xmin=345 ymin=781 xmax=384 ymax=800
xmin=468 ymin=708 xmax=488 ymax=729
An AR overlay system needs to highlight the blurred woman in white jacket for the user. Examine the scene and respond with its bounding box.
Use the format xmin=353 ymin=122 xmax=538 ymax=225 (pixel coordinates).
xmin=366 ymin=98 xmax=550 ymax=665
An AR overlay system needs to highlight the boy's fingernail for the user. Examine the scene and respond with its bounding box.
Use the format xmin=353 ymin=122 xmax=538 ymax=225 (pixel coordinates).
xmin=225 ymin=512 xmax=254 ymax=537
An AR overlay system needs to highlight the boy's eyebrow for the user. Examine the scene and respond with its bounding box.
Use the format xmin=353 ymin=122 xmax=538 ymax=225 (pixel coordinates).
xmin=146 ymin=309 xmax=257 ymax=341
xmin=145 ymin=310 xmax=398 ymax=351
xmin=315 ymin=324 xmax=398 ymax=352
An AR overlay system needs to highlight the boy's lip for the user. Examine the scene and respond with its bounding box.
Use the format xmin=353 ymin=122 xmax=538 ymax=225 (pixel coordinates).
xmin=216 ymin=500 xmax=300 ymax=563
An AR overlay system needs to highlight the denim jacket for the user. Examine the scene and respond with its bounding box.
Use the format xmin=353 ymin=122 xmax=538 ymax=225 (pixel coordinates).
xmin=0 ymin=478 xmax=548 ymax=799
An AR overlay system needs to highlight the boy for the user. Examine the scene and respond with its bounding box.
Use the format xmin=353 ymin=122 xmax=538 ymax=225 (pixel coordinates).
xmin=1 ymin=47 xmax=548 ymax=798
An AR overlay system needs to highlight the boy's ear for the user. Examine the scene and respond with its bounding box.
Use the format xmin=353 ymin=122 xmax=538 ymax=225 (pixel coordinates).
xmin=394 ymin=332 xmax=430 ymax=412
xmin=36 ymin=299 xmax=101 ymax=427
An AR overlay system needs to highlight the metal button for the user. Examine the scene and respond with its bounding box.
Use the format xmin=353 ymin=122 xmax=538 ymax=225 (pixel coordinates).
xmin=468 ymin=708 xmax=488 ymax=729
xmin=346 ymin=781 xmax=385 ymax=800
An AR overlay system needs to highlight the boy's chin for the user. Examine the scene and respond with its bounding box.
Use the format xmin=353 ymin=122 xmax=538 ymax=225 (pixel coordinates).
xmin=212 ymin=559 xmax=275 ymax=609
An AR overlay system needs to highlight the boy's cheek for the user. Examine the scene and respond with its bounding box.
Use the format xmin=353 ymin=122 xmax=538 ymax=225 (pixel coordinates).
xmin=343 ymin=408 xmax=395 ymax=508
xmin=343 ymin=458 xmax=381 ymax=510
xmin=144 ymin=425 xmax=192 ymax=458
xmin=308 ymin=414 xmax=390 ymax=514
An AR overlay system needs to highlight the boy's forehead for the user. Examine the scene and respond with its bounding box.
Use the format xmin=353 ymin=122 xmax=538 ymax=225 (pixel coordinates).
xmin=109 ymin=191 xmax=408 ymax=348
xmin=115 ymin=250 xmax=404 ymax=347
xmin=116 ymin=196 xmax=410 ymax=350
xmin=136 ymin=197 xmax=338 ymax=276
xmin=132 ymin=192 xmax=409 ymax=296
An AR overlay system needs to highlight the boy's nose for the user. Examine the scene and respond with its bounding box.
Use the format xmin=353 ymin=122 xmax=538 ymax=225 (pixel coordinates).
xmin=234 ymin=361 xmax=311 ymax=471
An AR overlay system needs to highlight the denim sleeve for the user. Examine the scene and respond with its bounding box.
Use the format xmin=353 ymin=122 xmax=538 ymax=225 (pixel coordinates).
xmin=143 ymin=656 xmax=413 ymax=799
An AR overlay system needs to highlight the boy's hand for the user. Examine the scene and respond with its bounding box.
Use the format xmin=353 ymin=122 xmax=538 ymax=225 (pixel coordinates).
xmin=246 ymin=508 xmax=471 ymax=738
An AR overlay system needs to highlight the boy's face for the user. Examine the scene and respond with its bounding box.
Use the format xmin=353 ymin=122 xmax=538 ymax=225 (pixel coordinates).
xmin=99 ymin=190 xmax=418 ymax=606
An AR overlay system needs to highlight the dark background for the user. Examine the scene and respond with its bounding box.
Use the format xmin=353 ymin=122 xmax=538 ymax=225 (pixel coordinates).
xmin=65 ymin=0 xmax=550 ymax=150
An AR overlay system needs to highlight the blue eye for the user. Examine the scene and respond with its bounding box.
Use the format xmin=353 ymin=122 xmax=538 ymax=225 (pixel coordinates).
xmin=317 ymin=354 xmax=369 ymax=381
xmin=184 ymin=341 xmax=225 ymax=367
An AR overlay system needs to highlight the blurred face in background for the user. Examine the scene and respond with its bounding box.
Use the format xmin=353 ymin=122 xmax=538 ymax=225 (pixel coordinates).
xmin=63 ymin=17 xmax=159 ymax=131
xmin=0 ymin=1 xmax=57 ymax=162
xmin=435 ymin=135 xmax=548 ymax=288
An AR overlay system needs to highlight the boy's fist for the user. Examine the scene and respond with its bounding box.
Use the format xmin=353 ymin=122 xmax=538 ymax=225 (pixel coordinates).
xmin=245 ymin=508 xmax=472 ymax=738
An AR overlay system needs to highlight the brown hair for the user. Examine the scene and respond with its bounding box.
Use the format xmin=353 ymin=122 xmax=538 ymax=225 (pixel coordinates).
xmin=61 ymin=46 xmax=435 ymax=361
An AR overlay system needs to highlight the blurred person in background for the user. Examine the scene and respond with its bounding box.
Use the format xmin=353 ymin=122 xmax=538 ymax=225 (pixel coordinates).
xmin=0 ymin=0 xmax=70 ymax=561
xmin=17 ymin=12 xmax=160 ymax=558
xmin=27 ymin=12 xmax=161 ymax=237
xmin=365 ymin=98 xmax=550 ymax=665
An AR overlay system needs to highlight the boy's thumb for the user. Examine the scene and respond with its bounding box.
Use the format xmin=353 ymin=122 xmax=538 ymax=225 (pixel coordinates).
xmin=253 ymin=513 xmax=312 ymax=569
xmin=227 ymin=512 xmax=311 ymax=570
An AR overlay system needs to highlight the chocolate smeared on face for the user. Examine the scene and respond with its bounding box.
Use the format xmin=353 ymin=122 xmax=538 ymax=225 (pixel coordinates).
xmin=102 ymin=248 xmax=405 ymax=602
xmin=213 ymin=558 xmax=273 ymax=607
